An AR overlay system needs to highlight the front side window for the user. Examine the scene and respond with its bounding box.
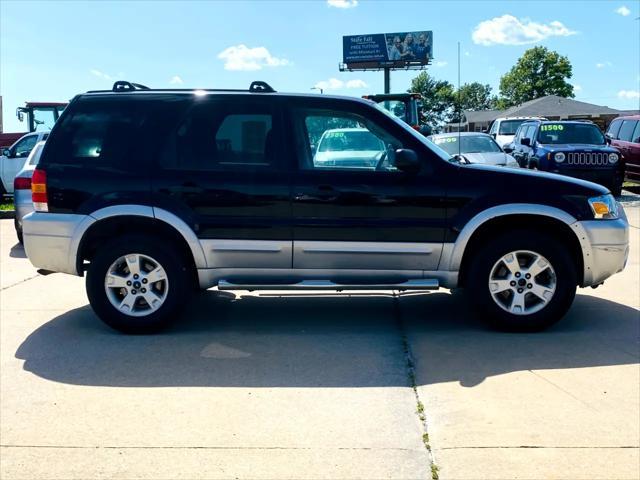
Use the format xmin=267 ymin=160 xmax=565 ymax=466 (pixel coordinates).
xmin=14 ymin=135 xmax=38 ymax=157
xmin=161 ymin=102 xmax=276 ymax=171
xmin=536 ymin=123 xmax=605 ymax=145
xmin=617 ymin=120 xmax=637 ymax=142
xmin=499 ymin=119 xmax=525 ymax=135
xmin=607 ymin=119 xmax=622 ymax=139
xmin=295 ymin=108 xmax=401 ymax=171
xmin=632 ymin=121 xmax=640 ymax=144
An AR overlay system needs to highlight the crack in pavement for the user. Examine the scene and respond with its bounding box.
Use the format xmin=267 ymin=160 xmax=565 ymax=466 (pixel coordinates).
xmin=0 ymin=274 xmax=41 ymax=291
xmin=392 ymin=291 xmax=438 ymax=479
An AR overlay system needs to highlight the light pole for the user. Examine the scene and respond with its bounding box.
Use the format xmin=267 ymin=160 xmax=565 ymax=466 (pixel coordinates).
xmin=311 ymin=87 xmax=324 ymax=94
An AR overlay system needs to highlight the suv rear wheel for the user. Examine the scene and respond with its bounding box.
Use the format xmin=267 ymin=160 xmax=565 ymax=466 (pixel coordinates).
xmin=86 ymin=235 xmax=191 ymax=333
xmin=467 ymin=230 xmax=577 ymax=331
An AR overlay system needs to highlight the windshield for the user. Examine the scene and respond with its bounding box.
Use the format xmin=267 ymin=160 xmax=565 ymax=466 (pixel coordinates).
xmin=499 ymin=120 xmax=526 ymax=135
xmin=432 ymin=135 xmax=502 ymax=155
xmin=376 ymin=100 xmax=406 ymax=121
xmin=318 ymin=130 xmax=384 ymax=152
xmin=537 ymin=123 xmax=605 ymax=145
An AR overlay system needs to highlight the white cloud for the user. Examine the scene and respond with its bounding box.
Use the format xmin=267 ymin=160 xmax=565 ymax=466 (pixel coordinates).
xmin=345 ymin=79 xmax=368 ymax=88
xmin=571 ymin=83 xmax=582 ymax=92
xmin=169 ymin=75 xmax=184 ymax=85
xmin=327 ymin=0 xmax=358 ymax=8
xmin=464 ymin=51 xmax=471 ymax=57
xmin=472 ymin=14 xmax=576 ymax=46
xmin=314 ymin=78 xmax=367 ymax=90
xmin=615 ymin=5 xmax=631 ymax=16
xmin=217 ymin=45 xmax=291 ymax=71
xmin=596 ymin=61 xmax=612 ymax=68
xmin=434 ymin=61 xmax=448 ymax=67
xmin=618 ymin=90 xmax=640 ymax=99
xmin=90 ymin=69 xmax=112 ymax=80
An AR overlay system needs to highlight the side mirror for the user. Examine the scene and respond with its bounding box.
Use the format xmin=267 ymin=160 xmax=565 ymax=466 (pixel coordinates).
xmin=521 ymin=137 xmax=531 ymax=147
xmin=604 ymin=134 xmax=612 ymax=145
xmin=395 ymin=148 xmax=420 ymax=174
xmin=490 ymin=133 xmax=497 ymax=139
xmin=1 ymin=148 xmax=10 ymax=157
xmin=503 ymin=144 xmax=514 ymax=153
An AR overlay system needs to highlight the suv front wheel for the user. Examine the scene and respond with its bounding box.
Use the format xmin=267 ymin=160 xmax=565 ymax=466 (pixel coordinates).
xmin=86 ymin=235 xmax=191 ymax=333
xmin=467 ymin=230 xmax=577 ymax=331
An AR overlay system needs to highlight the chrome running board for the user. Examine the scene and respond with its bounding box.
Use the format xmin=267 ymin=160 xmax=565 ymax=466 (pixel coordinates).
xmin=217 ymin=279 xmax=439 ymax=291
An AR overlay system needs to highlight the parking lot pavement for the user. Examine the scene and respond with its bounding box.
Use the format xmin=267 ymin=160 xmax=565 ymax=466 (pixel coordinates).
xmin=0 ymin=219 xmax=429 ymax=479
xmin=1 ymin=207 xmax=639 ymax=480
xmin=403 ymin=205 xmax=640 ymax=480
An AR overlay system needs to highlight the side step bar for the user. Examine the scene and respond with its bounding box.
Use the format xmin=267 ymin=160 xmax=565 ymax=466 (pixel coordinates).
xmin=217 ymin=279 xmax=439 ymax=291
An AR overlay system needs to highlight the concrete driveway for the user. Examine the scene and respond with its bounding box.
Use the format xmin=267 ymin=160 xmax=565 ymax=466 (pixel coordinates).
xmin=1 ymin=207 xmax=638 ymax=480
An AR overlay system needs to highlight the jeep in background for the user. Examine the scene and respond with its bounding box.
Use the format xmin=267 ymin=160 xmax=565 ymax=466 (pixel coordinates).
xmin=606 ymin=115 xmax=640 ymax=185
xmin=508 ymin=120 xmax=624 ymax=196
xmin=22 ymin=81 xmax=629 ymax=334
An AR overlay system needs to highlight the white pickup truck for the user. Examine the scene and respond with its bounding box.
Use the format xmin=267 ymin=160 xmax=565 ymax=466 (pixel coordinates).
xmin=0 ymin=132 xmax=48 ymax=195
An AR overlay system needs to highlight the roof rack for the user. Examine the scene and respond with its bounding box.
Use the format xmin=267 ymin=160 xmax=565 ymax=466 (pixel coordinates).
xmin=105 ymin=80 xmax=276 ymax=94
xmin=112 ymin=81 xmax=150 ymax=92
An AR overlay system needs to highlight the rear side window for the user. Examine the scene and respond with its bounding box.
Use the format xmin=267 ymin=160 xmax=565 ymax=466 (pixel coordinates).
xmin=617 ymin=120 xmax=637 ymax=142
xmin=160 ymin=99 xmax=278 ymax=171
xmin=606 ymin=119 xmax=622 ymax=139
xmin=43 ymin=99 xmax=148 ymax=168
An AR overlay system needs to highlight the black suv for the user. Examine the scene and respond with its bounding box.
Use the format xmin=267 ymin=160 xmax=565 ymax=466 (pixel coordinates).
xmin=23 ymin=81 xmax=629 ymax=333
xmin=508 ymin=120 xmax=623 ymax=195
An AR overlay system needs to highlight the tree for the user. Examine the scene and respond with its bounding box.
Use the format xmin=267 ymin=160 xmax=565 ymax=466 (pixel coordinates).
xmin=499 ymin=46 xmax=574 ymax=108
xmin=456 ymin=82 xmax=497 ymax=111
xmin=409 ymin=71 xmax=456 ymax=129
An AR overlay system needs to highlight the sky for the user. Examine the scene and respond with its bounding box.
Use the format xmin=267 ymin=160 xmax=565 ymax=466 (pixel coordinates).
xmin=1 ymin=0 xmax=639 ymax=132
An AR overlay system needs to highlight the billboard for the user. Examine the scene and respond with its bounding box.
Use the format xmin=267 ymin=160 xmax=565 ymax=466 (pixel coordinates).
xmin=342 ymin=31 xmax=433 ymax=68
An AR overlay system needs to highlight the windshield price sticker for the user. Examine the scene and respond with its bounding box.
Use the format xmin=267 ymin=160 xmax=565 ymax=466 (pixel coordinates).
xmin=540 ymin=124 xmax=564 ymax=132
xmin=435 ymin=137 xmax=457 ymax=144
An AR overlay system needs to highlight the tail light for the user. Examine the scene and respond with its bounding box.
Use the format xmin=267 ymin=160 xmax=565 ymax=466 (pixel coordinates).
xmin=14 ymin=177 xmax=32 ymax=190
xmin=31 ymin=168 xmax=48 ymax=212
xmin=412 ymin=125 xmax=421 ymax=131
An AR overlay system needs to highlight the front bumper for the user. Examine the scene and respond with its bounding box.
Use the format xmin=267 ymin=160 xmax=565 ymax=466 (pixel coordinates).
xmin=552 ymin=167 xmax=622 ymax=189
xmin=574 ymin=204 xmax=629 ymax=286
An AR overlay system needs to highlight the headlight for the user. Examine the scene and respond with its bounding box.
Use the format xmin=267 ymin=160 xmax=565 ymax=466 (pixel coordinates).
xmin=554 ymin=152 xmax=565 ymax=162
xmin=588 ymin=194 xmax=619 ymax=219
xmin=608 ymin=153 xmax=619 ymax=164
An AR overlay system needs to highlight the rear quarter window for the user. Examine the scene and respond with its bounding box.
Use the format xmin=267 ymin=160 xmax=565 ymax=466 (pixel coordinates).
xmin=41 ymin=98 xmax=152 ymax=169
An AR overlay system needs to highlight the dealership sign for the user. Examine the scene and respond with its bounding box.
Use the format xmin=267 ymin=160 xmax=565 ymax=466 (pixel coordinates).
xmin=342 ymin=31 xmax=433 ymax=68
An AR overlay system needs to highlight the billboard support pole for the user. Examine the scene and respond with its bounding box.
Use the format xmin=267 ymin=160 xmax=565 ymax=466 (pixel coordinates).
xmin=383 ymin=67 xmax=391 ymax=94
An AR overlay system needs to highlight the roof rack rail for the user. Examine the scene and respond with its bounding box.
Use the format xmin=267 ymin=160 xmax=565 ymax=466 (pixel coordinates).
xmin=112 ymin=81 xmax=150 ymax=92
xmin=249 ymin=81 xmax=275 ymax=93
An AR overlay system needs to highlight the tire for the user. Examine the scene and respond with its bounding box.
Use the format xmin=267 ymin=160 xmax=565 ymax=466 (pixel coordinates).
xmin=466 ymin=230 xmax=577 ymax=332
xmin=14 ymin=217 xmax=23 ymax=244
xmin=86 ymin=235 xmax=192 ymax=334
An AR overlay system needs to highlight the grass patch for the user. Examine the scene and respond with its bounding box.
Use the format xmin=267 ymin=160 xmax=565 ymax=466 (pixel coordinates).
xmin=0 ymin=201 xmax=15 ymax=211
xmin=431 ymin=463 xmax=440 ymax=480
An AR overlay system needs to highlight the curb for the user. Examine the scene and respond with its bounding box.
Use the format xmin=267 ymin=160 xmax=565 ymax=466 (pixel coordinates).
xmin=0 ymin=210 xmax=15 ymax=219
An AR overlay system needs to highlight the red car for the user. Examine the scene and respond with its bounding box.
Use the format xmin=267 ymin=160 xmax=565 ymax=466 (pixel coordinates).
xmin=606 ymin=115 xmax=640 ymax=184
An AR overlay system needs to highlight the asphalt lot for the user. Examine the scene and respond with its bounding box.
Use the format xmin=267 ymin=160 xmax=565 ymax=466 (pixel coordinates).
xmin=1 ymin=206 xmax=638 ymax=480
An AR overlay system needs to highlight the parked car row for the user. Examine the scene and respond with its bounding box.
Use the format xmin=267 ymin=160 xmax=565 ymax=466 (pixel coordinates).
xmin=0 ymin=131 xmax=48 ymax=195
xmin=606 ymin=115 xmax=640 ymax=185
